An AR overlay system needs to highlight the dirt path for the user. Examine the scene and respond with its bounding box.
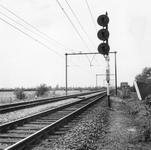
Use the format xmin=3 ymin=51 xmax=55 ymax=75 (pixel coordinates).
xmin=102 ymin=97 xmax=142 ymax=149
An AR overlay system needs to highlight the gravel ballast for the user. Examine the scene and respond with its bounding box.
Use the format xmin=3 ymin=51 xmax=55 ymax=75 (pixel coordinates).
xmin=2 ymin=93 xmax=150 ymax=149
xmin=34 ymin=97 xmax=109 ymax=150
xmin=0 ymin=98 xmax=80 ymax=125
xmin=34 ymin=95 xmax=147 ymax=150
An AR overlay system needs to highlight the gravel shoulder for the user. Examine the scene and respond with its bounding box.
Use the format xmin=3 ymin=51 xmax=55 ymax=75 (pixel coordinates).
xmin=38 ymin=94 xmax=148 ymax=150
xmin=0 ymin=98 xmax=80 ymax=125
xmin=104 ymin=97 xmax=141 ymax=149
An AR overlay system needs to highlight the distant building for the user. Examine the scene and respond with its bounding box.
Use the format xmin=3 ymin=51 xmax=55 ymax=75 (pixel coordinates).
xmin=120 ymin=82 xmax=130 ymax=99
xmin=120 ymin=82 xmax=129 ymax=88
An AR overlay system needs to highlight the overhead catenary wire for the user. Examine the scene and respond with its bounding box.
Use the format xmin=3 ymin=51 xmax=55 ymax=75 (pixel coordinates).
xmin=65 ymin=0 xmax=96 ymax=47
xmin=0 ymin=4 xmax=78 ymax=53
xmin=0 ymin=18 xmax=64 ymax=58
xmin=1 ymin=1 xmax=101 ymax=70
xmin=0 ymin=17 xmax=95 ymax=76
xmin=56 ymin=0 xmax=92 ymax=53
xmin=56 ymin=0 xmax=101 ymax=68
xmin=64 ymin=0 xmax=100 ymax=67
xmin=0 ymin=3 xmax=101 ymax=76
xmin=85 ymin=0 xmax=98 ymax=32
xmin=56 ymin=0 xmax=93 ymax=67
xmin=0 ymin=11 xmax=74 ymax=53
xmin=84 ymin=0 xmax=106 ymax=69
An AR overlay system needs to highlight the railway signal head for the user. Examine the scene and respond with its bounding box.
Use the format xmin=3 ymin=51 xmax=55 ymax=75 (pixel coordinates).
xmin=97 ymin=29 xmax=109 ymax=41
xmin=97 ymin=14 xmax=109 ymax=27
xmin=98 ymin=43 xmax=110 ymax=55
xmin=97 ymin=13 xmax=110 ymax=56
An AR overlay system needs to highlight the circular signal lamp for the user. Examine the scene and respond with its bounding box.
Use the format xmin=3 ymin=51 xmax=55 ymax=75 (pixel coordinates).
xmin=97 ymin=15 xmax=109 ymax=27
xmin=98 ymin=43 xmax=110 ymax=55
xmin=97 ymin=29 xmax=109 ymax=41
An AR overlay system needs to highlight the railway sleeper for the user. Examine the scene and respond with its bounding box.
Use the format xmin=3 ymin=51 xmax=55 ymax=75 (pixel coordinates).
xmin=10 ymin=128 xmax=39 ymax=133
xmin=35 ymin=118 xmax=59 ymax=121
xmin=49 ymin=113 xmax=70 ymax=116
xmin=34 ymin=118 xmax=58 ymax=122
xmin=57 ymin=127 xmax=70 ymax=131
xmin=16 ymin=126 xmax=40 ymax=130
xmin=57 ymin=110 xmax=73 ymax=113
xmin=68 ymin=104 xmax=84 ymax=107
xmin=23 ymin=124 xmax=46 ymax=128
xmin=54 ymin=112 xmax=72 ymax=116
xmin=51 ymin=130 xmax=66 ymax=135
xmin=44 ymin=117 xmax=65 ymax=120
xmin=7 ymin=130 xmax=35 ymax=134
xmin=47 ymin=116 xmax=68 ymax=119
xmin=0 ymin=133 xmax=27 ymax=138
xmin=39 ymin=114 xmax=63 ymax=120
xmin=0 ymin=138 xmax=18 ymax=144
xmin=63 ymin=108 xmax=78 ymax=111
xmin=47 ymin=135 xmax=61 ymax=140
xmin=28 ymin=121 xmax=53 ymax=125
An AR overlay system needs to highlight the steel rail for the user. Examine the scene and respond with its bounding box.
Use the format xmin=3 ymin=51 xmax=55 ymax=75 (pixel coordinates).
xmin=0 ymin=91 xmax=106 ymax=150
xmin=0 ymin=90 xmax=102 ymax=113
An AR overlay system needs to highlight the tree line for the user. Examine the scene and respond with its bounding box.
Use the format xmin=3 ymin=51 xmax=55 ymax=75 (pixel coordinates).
xmin=135 ymin=67 xmax=151 ymax=85
xmin=0 ymin=85 xmax=101 ymax=92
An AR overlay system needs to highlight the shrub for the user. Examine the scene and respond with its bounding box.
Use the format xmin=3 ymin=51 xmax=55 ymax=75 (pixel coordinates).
xmin=36 ymin=84 xmax=49 ymax=97
xmin=14 ymin=88 xmax=26 ymax=100
xmin=128 ymin=99 xmax=151 ymax=142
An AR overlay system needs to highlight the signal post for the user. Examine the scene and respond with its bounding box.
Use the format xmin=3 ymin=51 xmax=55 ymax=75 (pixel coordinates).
xmin=106 ymin=55 xmax=110 ymax=107
xmin=97 ymin=12 xmax=111 ymax=107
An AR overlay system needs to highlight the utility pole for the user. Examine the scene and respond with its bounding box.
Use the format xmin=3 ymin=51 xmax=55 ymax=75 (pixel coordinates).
xmin=65 ymin=53 xmax=68 ymax=95
xmin=114 ymin=51 xmax=117 ymax=96
xmin=106 ymin=55 xmax=110 ymax=107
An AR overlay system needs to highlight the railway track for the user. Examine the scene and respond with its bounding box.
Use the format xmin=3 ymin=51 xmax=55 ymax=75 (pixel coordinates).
xmin=0 ymin=90 xmax=101 ymax=113
xmin=0 ymin=91 xmax=106 ymax=150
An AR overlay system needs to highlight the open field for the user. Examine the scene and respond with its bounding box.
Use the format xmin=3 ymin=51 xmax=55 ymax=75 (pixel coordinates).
xmin=0 ymin=90 xmax=87 ymax=105
xmin=0 ymin=91 xmax=36 ymax=104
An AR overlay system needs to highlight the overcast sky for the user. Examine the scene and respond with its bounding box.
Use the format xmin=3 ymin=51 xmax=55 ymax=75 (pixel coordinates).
xmin=0 ymin=0 xmax=151 ymax=88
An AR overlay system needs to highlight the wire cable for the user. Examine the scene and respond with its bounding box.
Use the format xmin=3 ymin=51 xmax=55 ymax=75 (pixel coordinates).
xmin=56 ymin=0 xmax=102 ymax=68
xmin=0 ymin=3 xmax=99 ymax=75
xmin=65 ymin=0 xmax=96 ymax=47
xmin=64 ymin=0 xmax=104 ymax=69
xmin=84 ymin=0 xmax=105 ymax=68
xmin=0 ymin=3 xmax=102 ymax=74
xmin=1 ymin=1 xmax=100 ymax=70
xmin=0 ymin=11 xmax=76 ymax=53
xmin=64 ymin=0 xmax=103 ymax=68
xmin=85 ymin=0 xmax=98 ymax=32
xmin=0 ymin=18 xmax=64 ymax=58
xmin=0 ymin=12 xmax=95 ymax=70
xmin=0 ymin=17 xmax=95 ymax=75
xmin=0 ymin=4 xmax=77 ymax=53
xmin=56 ymin=0 xmax=92 ymax=53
